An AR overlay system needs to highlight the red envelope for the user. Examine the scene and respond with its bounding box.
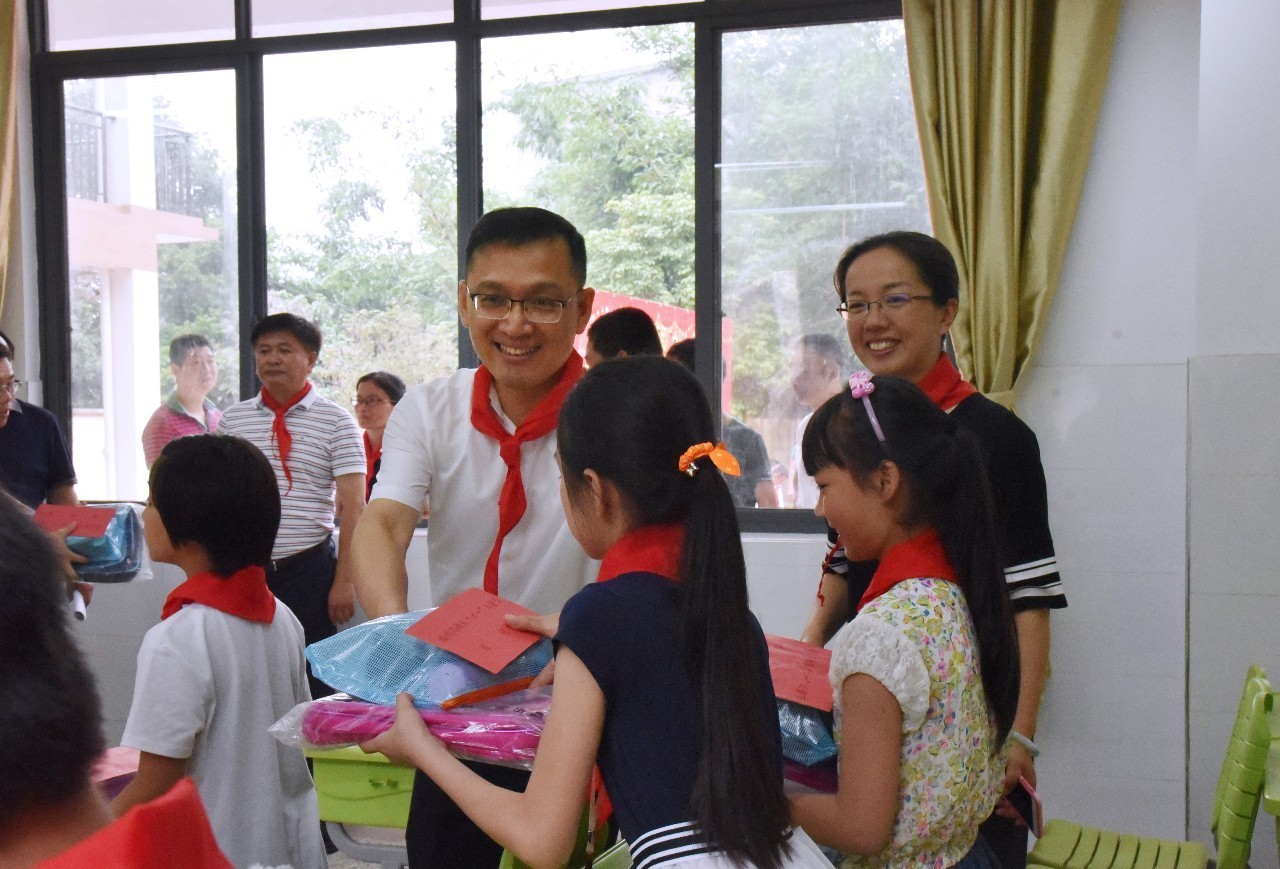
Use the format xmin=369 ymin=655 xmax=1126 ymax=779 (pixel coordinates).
xmin=766 ymin=634 xmax=833 ymax=712
xmin=405 ymin=587 xmax=541 ymax=674
xmin=32 ymin=504 xmax=116 ymax=537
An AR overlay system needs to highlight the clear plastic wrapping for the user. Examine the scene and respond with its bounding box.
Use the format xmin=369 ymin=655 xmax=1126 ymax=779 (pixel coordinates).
xmin=270 ymin=689 xmax=551 ymax=769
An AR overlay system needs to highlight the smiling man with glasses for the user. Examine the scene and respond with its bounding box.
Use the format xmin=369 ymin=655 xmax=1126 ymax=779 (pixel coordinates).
xmin=352 ymin=206 xmax=598 ymax=868
xmin=0 ymin=329 xmax=79 ymax=509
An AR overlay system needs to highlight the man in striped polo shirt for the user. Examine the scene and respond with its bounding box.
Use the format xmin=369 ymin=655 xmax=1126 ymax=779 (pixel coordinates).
xmin=218 ymin=313 xmax=366 ymax=698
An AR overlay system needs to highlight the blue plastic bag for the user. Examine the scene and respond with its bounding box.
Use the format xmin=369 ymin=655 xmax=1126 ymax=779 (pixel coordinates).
xmin=306 ymin=610 xmax=554 ymax=708
xmin=67 ymin=503 xmax=143 ymax=582
xmin=778 ymin=699 xmax=838 ymax=767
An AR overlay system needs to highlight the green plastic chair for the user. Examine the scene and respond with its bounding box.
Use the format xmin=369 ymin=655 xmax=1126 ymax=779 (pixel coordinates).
xmin=1029 ymin=666 xmax=1272 ymax=869
xmin=496 ymin=810 xmax=616 ymax=869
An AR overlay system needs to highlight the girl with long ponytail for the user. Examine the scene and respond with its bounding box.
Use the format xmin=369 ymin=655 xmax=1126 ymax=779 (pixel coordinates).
xmin=364 ymin=356 xmax=828 ymax=869
xmin=789 ymin=373 xmax=1019 ymax=869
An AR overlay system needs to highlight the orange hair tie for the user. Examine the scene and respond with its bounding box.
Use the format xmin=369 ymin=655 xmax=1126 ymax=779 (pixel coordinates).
xmin=678 ymin=441 xmax=741 ymax=478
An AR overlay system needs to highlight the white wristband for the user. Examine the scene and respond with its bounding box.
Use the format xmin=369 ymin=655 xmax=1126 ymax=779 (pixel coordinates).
xmin=1010 ymin=729 xmax=1040 ymax=758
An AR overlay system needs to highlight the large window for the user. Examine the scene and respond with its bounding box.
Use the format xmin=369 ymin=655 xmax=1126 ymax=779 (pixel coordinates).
xmin=32 ymin=0 xmax=921 ymax=524
xmin=264 ymin=44 xmax=459 ymax=407
xmin=62 ymin=71 xmax=238 ymax=500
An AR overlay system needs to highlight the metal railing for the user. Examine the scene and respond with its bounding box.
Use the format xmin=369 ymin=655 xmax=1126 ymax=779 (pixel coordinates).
xmin=63 ymin=108 xmax=200 ymax=216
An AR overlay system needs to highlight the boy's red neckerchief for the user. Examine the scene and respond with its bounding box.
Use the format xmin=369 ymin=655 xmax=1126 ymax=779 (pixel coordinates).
xmin=162 ymin=564 xmax=276 ymax=623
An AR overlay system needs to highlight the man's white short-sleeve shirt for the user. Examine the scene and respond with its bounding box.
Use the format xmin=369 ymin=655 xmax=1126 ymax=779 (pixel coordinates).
xmin=372 ymin=367 xmax=598 ymax=613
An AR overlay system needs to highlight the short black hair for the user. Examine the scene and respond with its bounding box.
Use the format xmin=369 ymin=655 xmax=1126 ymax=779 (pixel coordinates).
xmin=0 ymin=329 xmax=14 ymax=361
xmin=0 ymin=494 xmax=105 ymax=821
xmin=587 ymin=307 xmax=663 ymax=359
xmin=797 ymin=332 xmax=845 ymax=367
xmin=356 ymin=371 xmax=407 ymax=404
xmin=251 ymin=313 xmax=322 ymax=355
xmin=833 ymin=230 xmax=960 ymax=306
xmin=169 ymin=333 xmax=213 ymax=366
xmin=665 ymin=337 xmax=695 ymax=371
xmin=464 ymin=207 xmax=587 ymax=287
xmin=149 ymin=435 xmax=281 ymax=577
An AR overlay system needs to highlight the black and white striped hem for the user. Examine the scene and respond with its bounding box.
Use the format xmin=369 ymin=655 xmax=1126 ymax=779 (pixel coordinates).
xmin=630 ymin=821 xmax=717 ymax=869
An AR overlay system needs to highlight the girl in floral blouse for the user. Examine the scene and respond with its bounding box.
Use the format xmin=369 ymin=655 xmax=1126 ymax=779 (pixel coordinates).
xmin=790 ymin=373 xmax=1020 ymax=868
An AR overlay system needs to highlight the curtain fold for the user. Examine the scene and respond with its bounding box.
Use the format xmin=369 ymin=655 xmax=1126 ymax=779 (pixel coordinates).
xmin=903 ymin=0 xmax=1121 ymax=404
xmin=0 ymin=0 xmax=18 ymax=317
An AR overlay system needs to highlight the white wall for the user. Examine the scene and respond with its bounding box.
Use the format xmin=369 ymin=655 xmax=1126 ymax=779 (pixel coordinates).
xmin=1015 ymin=0 xmax=1198 ymax=840
xmin=26 ymin=0 xmax=1280 ymax=858
xmin=1190 ymin=0 xmax=1280 ymax=863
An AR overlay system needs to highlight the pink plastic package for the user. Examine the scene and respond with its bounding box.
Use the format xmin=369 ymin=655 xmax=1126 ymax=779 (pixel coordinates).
xmin=271 ymin=689 xmax=551 ymax=769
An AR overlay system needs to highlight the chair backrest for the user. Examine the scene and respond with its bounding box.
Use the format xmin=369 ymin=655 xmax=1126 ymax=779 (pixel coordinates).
xmin=1210 ymin=666 xmax=1272 ymax=869
xmin=496 ymin=811 xmax=614 ymax=869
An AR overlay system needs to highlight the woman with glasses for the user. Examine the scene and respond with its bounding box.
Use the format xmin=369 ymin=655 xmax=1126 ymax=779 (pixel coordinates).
xmin=354 ymin=371 xmax=407 ymax=501
xmin=801 ymin=231 xmax=1066 ymax=869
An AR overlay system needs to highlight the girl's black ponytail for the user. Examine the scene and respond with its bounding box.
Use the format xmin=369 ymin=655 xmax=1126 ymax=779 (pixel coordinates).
xmin=558 ymin=357 xmax=791 ymax=868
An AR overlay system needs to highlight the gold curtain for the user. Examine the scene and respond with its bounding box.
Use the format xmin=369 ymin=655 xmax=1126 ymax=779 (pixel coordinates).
xmin=903 ymin=1 xmax=1121 ymax=404
xmin=0 ymin=0 xmax=17 ymax=316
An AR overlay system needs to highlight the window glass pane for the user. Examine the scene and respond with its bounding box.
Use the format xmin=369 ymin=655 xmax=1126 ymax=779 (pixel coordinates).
xmin=264 ymin=44 xmax=458 ymax=409
xmin=483 ymin=0 xmax=695 ymax=20
xmin=65 ymin=72 xmax=239 ymax=500
xmin=483 ymin=25 xmax=695 ymax=354
xmin=48 ymin=0 xmax=233 ymax=51
xmin=720 ymin=20 xmax=929 ymax=509
xmin=252 ymin=0 xmax=452 ymax=38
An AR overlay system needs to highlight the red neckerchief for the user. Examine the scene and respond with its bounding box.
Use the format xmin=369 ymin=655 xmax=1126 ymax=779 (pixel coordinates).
xmin=38 ymin=778 xmax=233 ymax=869
xmin=916 ymin=353 xmax=978 ymax=412
xmin=470 ymin=352 xmax=585 ymax=595
xmin=260 ymin=383 xmax=312 ymax=492
xmin=596 ymin=523 xmax=684 ymax=583
xmin=859 ymin=528 xmax=956 ymax=610
xmin=161 ymin=565 xmax=276 ymax=623
xmin=364 ymin=431 xmax=381 ymax=501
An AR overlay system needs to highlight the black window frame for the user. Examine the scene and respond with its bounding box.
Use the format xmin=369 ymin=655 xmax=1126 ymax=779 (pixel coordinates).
xmin=28 ymin=0 xmax=902 ymax=533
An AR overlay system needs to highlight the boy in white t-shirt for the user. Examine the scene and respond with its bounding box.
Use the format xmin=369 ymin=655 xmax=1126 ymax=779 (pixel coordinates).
xmin=112 ymin=434 xmax=327 ymax=869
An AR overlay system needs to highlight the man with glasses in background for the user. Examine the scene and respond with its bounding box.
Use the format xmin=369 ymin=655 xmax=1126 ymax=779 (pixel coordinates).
xmin=353 ymin=206 xmax=599 ymax=868
xmin=0 ymin=328 xmax=79 ymax=509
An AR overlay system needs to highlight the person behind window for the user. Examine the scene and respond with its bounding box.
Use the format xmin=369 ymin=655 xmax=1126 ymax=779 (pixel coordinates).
xmin=0 ymin=495 xmax=232 ymax=869
xmin=141 ymin=334 xmax=223 ymax=468
xmin=788 ymin=333 xmax=846 ymax=509
xmin=354 ymin=371 xmax=407 ymax=502
xmin=801 ymin=231 xmax=1067 ymax=869
xmin=111 ymin=434 xmax=325 ymax=868
xmin=666 ymin=338 xmax=776 ymax=508
xmin=0 ymin=328 xmax=79 ymax=509
xmin=584 ymin=306 xmax=664 ymax=366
